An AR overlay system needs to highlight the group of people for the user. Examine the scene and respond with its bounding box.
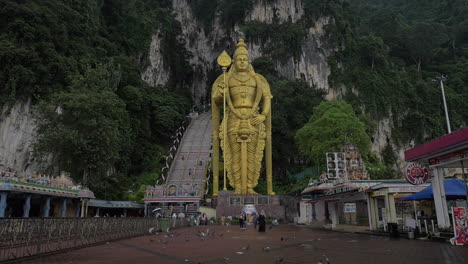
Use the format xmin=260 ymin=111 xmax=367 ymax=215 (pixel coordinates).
xmin=238 ymin=211 xmax=267 ymax=232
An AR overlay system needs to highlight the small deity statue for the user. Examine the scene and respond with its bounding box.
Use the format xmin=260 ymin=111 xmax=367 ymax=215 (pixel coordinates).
xmin=212 ymin=39 xmax=273 ymax=195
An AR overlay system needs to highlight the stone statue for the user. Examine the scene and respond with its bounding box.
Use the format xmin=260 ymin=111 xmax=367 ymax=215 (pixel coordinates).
xmin=211 ymin=39 xmax=274 ymax=195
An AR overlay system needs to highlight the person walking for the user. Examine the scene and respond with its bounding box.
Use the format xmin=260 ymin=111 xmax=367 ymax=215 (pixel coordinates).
xmin=258 ymin=211 xmax=266 ymax=232
xmin=239 ymin=212 xmax=244 ymax=229
xmin=242 ymin=213 xmax=247 ymax=228
xmin=253 ymin=212 xmax=258 ymax=230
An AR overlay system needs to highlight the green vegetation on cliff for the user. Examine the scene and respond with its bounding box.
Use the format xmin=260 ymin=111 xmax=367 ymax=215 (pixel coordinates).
xmin=0 ymin=0 xmax=192 ymax=200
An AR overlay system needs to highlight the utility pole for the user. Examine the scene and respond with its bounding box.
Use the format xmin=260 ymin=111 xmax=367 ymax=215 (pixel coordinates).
xmin=437 ymin=76 xmax=451 ymax=134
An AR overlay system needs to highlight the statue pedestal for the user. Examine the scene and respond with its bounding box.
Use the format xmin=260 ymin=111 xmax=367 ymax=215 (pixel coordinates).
xmin=215 ymin=191 xmax=285 ymax=220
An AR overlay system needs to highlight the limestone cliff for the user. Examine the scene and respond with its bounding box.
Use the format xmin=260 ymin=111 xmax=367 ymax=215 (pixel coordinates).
xmin=0 ymin=99 xmax=49 ymax=174
xmin=141 ymin=0 xmax=332 ymax=103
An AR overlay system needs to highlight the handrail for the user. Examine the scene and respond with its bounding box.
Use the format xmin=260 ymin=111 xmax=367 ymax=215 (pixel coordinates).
xmin=156 ymin=102 xmax=210 ymax=186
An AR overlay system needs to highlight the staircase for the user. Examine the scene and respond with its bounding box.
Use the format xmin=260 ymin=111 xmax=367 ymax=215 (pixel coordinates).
xmin=166 ymin=111 xmax=212 ymax=196
xmin=144 ymin=111 xmax=212 ymax=216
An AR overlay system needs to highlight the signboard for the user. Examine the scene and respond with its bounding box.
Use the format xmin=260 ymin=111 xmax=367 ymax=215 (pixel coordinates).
xmin=344 ymin=203 xmax=356 ymax=213
xmin=405 ymin=163 xmax=429 ymax=185
xmin=450 ymin=207 xmax=468 ymax=245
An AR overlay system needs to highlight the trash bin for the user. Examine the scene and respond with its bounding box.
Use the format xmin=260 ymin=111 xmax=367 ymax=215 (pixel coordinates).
xmin=387 ymin=223 xmax=399 ymax=237
xmin=159 ymin=218 xmax=169 ymax=233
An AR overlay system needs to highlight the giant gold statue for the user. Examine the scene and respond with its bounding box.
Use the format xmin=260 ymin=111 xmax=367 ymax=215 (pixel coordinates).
xmin=212 ymin=39 xmax=274 ymax=196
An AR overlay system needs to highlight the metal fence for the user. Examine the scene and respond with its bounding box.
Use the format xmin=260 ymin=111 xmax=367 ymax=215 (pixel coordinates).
xmin=0 ymin=217 xmax=188 ymax=262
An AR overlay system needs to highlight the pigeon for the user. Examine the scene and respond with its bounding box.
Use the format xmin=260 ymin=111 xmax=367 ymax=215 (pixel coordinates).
xmin=276 ymin=256 xmax=284 ymax=264
xmin=197 ymin=229 xmax=206 ymax=238
xmin=148 ymin=227 xmax=155 ymax=234
xmin=241 ymin=244 xmax=250 ymax=251
xmin=263 ymin=246 xmax=271 ymax=252
xmin=236 ymin=252 xmax=244 ymax=255
xmin=318 ymin=255 xmax=330 ymax=264
xmin=223 ymin=257 xmax=230 ymax=263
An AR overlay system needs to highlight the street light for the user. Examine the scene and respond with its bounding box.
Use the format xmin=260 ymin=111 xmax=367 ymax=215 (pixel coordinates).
xmin=434 ymin=75 xmax=451 ymax=134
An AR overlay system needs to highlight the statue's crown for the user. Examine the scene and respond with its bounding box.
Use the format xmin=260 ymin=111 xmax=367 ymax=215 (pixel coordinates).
xmin=233 ymin=39 xmax=249 ymax=59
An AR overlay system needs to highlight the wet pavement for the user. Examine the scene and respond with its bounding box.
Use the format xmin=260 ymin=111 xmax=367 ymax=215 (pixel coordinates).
xmin=21 ymin=224 xmax=468 ymax=264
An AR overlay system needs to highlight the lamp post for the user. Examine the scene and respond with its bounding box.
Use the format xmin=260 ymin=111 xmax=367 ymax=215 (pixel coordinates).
xmin=435 ymin=76 xmax=451 ymax=134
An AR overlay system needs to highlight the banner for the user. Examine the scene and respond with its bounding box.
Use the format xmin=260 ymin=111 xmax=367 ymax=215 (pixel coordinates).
xmin=344 ymin=203 xmax=356 ymax=213
xmin=450 ymin=207 xmax=468 ymax=245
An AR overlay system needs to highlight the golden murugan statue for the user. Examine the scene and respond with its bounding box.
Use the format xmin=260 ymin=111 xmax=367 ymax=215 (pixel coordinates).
xmin=211 ymin=39 xmax=274 ymax=195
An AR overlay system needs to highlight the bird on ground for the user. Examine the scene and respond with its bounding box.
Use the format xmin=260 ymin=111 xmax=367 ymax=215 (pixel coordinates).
xmin=241 ymin=244 xmax=250 ymax=251
xmin=197 ymin=229 xmax=206 ymax=238
xmin=263 ymin=246 xmax=271 ymax=252
xmin=318 ymin=255 xmax=330 ymax=264
xmin=276 ymin=256 xmax=284 ymax=263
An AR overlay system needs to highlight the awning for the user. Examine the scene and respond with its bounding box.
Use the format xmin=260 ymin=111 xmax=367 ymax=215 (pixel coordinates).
xmin=402 ymin=179 xmax=467 ymax=201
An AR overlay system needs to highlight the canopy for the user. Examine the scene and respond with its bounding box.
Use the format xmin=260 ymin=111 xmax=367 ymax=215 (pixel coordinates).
xmin=402 ymin=179 xmax=467 ymax=201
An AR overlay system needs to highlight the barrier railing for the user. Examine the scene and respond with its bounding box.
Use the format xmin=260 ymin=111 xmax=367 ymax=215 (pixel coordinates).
xmin=158 ymin=102 xmax=210 ymax=185
xmin=0 ymin=217 xmax=189 ymax=262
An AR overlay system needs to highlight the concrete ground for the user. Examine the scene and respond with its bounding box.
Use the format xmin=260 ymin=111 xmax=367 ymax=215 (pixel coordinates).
xmin=21 ymin=224 xmax=468 ymax=264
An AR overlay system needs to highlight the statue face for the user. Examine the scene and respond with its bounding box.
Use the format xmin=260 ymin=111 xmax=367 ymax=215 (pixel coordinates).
xmin=235 ymin=54 xmax=249 ymax=72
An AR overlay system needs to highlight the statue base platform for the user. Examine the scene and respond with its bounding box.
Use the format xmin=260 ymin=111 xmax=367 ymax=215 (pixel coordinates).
xmin=214 ymin=190 xmax=287 ymax=220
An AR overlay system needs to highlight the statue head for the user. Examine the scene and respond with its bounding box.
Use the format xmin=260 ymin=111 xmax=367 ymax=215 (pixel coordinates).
xmin=233 ymin=39 xmax=250 ymax=72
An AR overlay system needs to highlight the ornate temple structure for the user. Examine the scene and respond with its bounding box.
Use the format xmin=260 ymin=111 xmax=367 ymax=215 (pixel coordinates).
xmin=0 ymin=171 xmax=94 ymax=217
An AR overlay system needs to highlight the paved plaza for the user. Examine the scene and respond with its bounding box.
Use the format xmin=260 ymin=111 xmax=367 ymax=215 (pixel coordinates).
xmin=19 ymin=224 xmax=467 ymax=264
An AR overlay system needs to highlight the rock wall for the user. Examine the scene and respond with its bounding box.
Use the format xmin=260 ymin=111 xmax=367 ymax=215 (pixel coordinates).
xmin=141 ymin=0 xmax=332 ymax=103
xmin=274 ymin=17 xmax=331 ymax=92
xmin=371 ymin=116 xmax=408 ymax=173
xmin=141 ymin=32 xmax=171 ymax=88
xmin=246 ymin=0 xmax=304 ymax=23
xmin=0 ymin=99 xmax=49 ymax=174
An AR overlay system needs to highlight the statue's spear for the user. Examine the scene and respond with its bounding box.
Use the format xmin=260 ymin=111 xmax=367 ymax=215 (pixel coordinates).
xmin=217 ymin=51 xmax=232 ymax=192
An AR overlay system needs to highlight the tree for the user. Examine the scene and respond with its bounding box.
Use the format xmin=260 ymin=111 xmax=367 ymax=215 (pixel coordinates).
xmin=358 ymin=34 xmax=388 ymax=69
xmin=34 ymin=65 xmax=131 ymax=190
xmin=404 ymin=22 xmax=448 ymax=71
xmin=295 ymin=100 xmax=371 ymax=166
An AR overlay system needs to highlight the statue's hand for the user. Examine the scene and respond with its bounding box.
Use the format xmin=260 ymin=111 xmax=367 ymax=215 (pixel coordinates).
xmin=217 ymin=81 xmax=226 ymax=94
xmin=251 ymin=114 xmax=266 ymax=125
